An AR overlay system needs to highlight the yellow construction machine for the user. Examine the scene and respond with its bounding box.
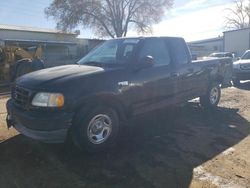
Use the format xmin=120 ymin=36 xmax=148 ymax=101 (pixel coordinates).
xmin=0 ymin=45 xmax=44 ymax=83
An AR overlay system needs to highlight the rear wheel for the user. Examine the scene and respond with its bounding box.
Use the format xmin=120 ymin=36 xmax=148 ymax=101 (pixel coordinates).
xmin=71 ymin=106 xmax=120 ymax=152
xmin=200 ymin=83 xmax=221 ymax=108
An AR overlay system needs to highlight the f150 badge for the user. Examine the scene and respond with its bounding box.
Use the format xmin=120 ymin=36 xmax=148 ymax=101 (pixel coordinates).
xmin=118 ymin=81 xmax=143 ymax=92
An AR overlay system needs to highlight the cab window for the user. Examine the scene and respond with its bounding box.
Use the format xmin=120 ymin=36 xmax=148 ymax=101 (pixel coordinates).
xmin=167 ymin=38 xmax=190 ymax=64
xmin=138 ymin=38 xmax=171 ymax=66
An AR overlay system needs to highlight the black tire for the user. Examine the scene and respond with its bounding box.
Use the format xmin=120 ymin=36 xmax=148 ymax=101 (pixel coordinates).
xmin=31 ymin=59 xmax=45 ymax=71
xmin=71 ymin=106 xmax=120 ymax=152
xmin=232 ymin=78 xmax=240 ymax=86
xmin=200 ymin=83 xmax=221 ymax=108
xmin=15 ymin=61 xmax=32 ymax=78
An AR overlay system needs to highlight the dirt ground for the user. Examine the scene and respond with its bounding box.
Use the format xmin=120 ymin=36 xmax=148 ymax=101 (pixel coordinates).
xmin=0 ymin=83 xmax=250 ymax=188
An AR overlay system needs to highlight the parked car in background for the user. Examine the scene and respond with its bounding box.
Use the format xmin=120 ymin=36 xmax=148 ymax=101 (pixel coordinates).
xmin=232 ymin=50 xmax=250 ymax=85
xmin=208 ymin=52 xmax=234 ymax=58
xmin=204 ymin=52 xmax=238 ymax=62
xmin=206 ymin=52 xmax=239 ymax=62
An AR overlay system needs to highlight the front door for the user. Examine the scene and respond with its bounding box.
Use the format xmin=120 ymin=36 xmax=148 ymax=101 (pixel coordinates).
xmin=123 ymin=38 xmax=177 ymax=115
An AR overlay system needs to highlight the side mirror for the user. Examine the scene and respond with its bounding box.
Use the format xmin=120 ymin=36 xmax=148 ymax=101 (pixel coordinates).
xmin=137 ymin=55 xmax=154 ymax=69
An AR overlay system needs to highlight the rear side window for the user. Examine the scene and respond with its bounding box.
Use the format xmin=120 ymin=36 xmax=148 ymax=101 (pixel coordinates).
xmin=138 ymin=38 xmax=171 ymax=66
xmin=167 ymin=38 xmax=190 ymax=64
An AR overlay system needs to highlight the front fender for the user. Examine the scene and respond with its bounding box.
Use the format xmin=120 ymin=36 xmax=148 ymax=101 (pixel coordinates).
xmin=73 ymin=92 xmax=129 ymax=123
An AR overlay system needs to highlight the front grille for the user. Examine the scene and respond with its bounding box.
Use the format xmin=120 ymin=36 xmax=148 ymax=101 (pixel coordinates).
xmin=240 ymin=64 xmax=250 ymax=70
xmin=12 ymin=86 xmax=31 ymax=109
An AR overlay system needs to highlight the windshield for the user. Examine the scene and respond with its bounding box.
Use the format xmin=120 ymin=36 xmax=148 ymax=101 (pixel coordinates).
xmin=241 ymin=51 xmax=250 ymax=59
xmin=78 ymin=39 xmax=140 ymax=65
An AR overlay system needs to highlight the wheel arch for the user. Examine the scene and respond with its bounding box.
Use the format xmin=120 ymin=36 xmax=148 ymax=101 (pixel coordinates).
xmin=73 ymin=93 xmax=129 ymax=125
xmin=210 ymin=75 xmax=223 ymax=85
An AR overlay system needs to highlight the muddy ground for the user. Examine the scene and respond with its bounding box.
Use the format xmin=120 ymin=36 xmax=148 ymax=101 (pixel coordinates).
xmin=0 ymin=83 xmax=250 ymax=188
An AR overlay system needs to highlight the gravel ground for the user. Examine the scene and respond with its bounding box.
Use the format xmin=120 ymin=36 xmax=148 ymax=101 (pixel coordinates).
xmin=0 ymin=83 xmax=250 ymax=188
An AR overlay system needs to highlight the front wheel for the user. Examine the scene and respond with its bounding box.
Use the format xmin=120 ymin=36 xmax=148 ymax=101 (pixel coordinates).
xmin=200 ymin=83 xmax=221 ymax=108
xmin=71 ymin=106 xmax=120 ymax=152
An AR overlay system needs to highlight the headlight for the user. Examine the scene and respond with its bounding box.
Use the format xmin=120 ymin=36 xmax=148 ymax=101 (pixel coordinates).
xmin=32 ymin=92 xmax=64 ymax=107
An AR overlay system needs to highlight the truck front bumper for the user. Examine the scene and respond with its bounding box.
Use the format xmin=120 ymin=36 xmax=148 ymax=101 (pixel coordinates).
xmin=6 ymin=99 xmax=74 ymax=143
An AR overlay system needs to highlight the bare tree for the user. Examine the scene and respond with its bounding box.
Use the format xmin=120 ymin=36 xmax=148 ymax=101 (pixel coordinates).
xmin=225 ymin=0 xmax=250 ymax=30
xmin=45 ymin=0 xmax=173 ymax=38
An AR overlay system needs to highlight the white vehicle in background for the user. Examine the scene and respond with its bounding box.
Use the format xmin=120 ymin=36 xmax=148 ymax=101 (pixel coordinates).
xmin=202 ymin=52 xmax=238 ymax=62
xmin=232 ymin=50 xmax=250 ymax=86
xmin=208 ymin=52 xmax=234 ymax=58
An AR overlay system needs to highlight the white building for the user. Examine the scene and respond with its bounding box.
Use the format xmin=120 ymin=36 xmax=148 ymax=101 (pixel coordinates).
xmin=188 ymin=28 xmax=250 ymax=59
xmin=223 ymin=28 xmax=250 ymax=57
xmin=188 ymin=37 xmax=224 ymax=58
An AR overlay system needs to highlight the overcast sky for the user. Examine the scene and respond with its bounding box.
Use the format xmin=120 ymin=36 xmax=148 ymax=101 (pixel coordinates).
xmin=0 ymin=0 xmax=234 ymax=42
xmin=148 ymin=0 xmax=234 ymax=41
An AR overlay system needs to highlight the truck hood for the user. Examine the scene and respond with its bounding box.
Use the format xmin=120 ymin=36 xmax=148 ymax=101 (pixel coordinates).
xmin=234 ymin=59 xmax=250 ymax=64
xmin=17 ymin=65 xmax=104 ymax=89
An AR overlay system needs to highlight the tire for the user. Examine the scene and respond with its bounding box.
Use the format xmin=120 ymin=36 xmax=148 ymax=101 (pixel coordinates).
xmin=15 ymin=61 xmax=32 ymax=78
xmin=31 ymin=59 xmax=45 ymax=71
xmin=232 ymin=78 xmax=240 ymax=86
xmin=71 ymin=106 xmax=120 ymax=152
xmin=200 ymin=83 xmax=221 ymax=108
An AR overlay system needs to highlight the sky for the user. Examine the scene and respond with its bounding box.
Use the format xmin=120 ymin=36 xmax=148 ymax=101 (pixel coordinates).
xmin=0 ymin=0 xmax=234 ymax=42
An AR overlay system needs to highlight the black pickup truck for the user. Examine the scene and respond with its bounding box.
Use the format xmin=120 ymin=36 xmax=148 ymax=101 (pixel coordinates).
xmin=6 ymin=37 xmax=232 ymax=151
